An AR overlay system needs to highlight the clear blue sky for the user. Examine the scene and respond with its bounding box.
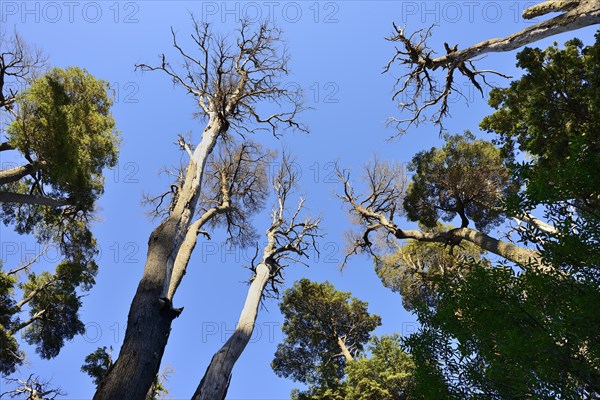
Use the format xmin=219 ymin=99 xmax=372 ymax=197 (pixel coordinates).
xmin=1 ymin=1 xmax=596 ymax=398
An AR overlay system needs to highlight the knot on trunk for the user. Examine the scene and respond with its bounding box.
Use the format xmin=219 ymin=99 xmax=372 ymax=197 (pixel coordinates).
xmin=158 ymin=297 xmax=184 ymax=319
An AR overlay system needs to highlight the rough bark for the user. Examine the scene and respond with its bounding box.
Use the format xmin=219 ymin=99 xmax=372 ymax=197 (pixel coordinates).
xmin=93 ymin=121 xmax=222 ymax=400
xmin=192 ymin=262 xmax=272 ymax=400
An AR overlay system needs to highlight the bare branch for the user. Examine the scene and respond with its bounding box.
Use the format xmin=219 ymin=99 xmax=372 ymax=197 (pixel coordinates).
xmin=385 ymin=0 xmax=599 ymax=134
xmin=7 ymin=245 xmax=49 ymax=276
xmin=135 ymin=18 xmax=307 ymax=137
xmin=338 ymin=160 xmax=548 ymax=271
xmin=1 ymin=374 xmax=64 ymax=400
xmin=255 ymin=155 xmax=322 ymax=297
xmin=0 ymin=31 xmax=47 ymax=118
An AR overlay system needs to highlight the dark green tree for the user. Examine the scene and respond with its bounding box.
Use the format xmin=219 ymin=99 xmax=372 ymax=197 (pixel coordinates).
xmin=404 ymin=36 xmax=600 ymax=399
xmin=403 ymin=132 xmax=515 ymax=232
xmin=0 ymin=34 xmax=119 ymax=374
xmin=272 ymin=279 xmax=381 ymax=398
xmin=81 ymin=346 xmax=114 ymax=387
xmin=344 ymin=334 xmax=414 ymax=400
xmin=81 ymin=346 xmax=173 ymax=400
xmin=481 ymin=34 xmax=600 ymax=209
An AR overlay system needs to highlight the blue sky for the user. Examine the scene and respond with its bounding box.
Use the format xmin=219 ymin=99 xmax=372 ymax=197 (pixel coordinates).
xmin=1 ymin=1 xmax=597 ymax=399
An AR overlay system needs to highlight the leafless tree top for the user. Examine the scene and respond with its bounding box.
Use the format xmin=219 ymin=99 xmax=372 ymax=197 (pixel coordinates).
xmin=0 ymin=31 xmax=47 ymax=121
xmin=1 ymin=374 xmax=64 ymax=400
xmin=249 ymin=154 xmax=321 ymax=296
xmin=136 ymin=17 xmax=307 ymax=138
xmin=384 ymin=0 xmax=599 ymax=135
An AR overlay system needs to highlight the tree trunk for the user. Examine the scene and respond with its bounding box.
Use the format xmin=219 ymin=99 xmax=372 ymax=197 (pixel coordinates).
xmin=337 ymin=337 xmax=353 ymax=362
xmin=0 ymin=192 xmax=69 ymax=207
xmin=192 ymin=262 xmax=271 ymax=400
xmin=93 ymin=121 xmax=222 ymax=400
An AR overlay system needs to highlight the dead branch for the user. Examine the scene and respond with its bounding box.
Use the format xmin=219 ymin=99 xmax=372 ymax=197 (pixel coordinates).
xmin=338 ymin=160 xmax=545 ymax=270
xmin=248 ymin=154 xmax=321 ymax=297
xmin=1 ymin=374 xmax=64 ymax=400
xmin=0 ymin=31 xmax=47 ymax=118
xmin=385 ymin=0 xmax=599 ymax=134
xmin=135 ymin=17 xmax=307 ymax=137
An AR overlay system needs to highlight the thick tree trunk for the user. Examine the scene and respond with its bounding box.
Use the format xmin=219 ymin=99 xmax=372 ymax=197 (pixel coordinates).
xmin=192 ymin=262 xmax=271 ymax=400
xmin=93 ymin=121 xmax=222 ymax=400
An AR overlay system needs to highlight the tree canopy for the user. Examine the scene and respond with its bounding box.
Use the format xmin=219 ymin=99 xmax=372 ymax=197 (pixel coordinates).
xmin=402 ymin=35 xmax=600 ymax=399
xmin=403 ymin=132 xmax=515 ymax=232
xmin=272 ymin=279 xmax=381 ymax=398
xmin=0 ymin=35 xmax=119 ymax=376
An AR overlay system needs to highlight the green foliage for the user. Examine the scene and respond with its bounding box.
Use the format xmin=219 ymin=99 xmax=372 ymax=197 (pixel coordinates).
xmin=81 ymin=346 xmax=113 ymax=387
xmin=82 ymin=346 xmax=172 ymax=400
xmin=375 ymin=223 xmax=486 ymax=311
xmin=481 ymin=33 xmax=600 ymax=209
xmin=345 ymin=334 xmax=415 ymax=400
xmin=403 ymin=132 xmax=514 ymax=232
xmin=20 ymin=259 xmax=97 ymax=359
xmin=404 ymin=36 xmax=600 ymax=399
xmin=272 ymin=279 xmax=381 ymax=397
xmin=405 ymin=262 xmax=600 ymax=399
xmin=6 ymin=67 xmax=119 ymax=208
xmin=0 ymin=66 xmax=119 ymax=373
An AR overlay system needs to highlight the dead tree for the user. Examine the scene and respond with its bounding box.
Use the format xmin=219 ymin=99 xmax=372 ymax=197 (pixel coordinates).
xmin=193 ymin=156 xmax=320 ymax=400
xmin=338 ymin=160 xmax=549 ymax=271
xmin=0 ymin=375 xmax=64 ymax=400
xmin=385 ymin=0 xmax=600 ymax=133
xmin=93 ymin=19 xmax=304 ymax=400
xmin=0 ymin=31 xmax=46 ymax=117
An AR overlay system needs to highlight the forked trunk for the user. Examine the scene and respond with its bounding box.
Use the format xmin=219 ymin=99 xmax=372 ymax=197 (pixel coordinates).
xmin=93 ymin=123 xmax=221 ymax=400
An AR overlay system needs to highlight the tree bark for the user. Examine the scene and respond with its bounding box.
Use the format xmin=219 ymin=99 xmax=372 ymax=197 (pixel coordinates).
xmin=0 ymin=142 xmax=15 ymax=152
xmin=192 ymin=262 xmax=271 ymax=400
xmin=0 ymin=163 xmax=36 ymax=185
xmin=93 ymin=120 xmax=223 ymax=400
xmin=0 ymin=192 xmax=69 ymax=207
xmin=427 ymin=0 xmax=599 ymax=69
xmin=166 ymin=205 xmax=226 ymax=301
xmin=355 ymin=205 xmax=543 ymax=267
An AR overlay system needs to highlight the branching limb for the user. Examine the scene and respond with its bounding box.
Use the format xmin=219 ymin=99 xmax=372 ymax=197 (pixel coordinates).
xmin=0 ymin=31 xmax=47 ymax=116
xmin=1 ymin=374 xmax=64 ymax=400
xmin=7 ymin=245 xmax=49 ymax=276
xmin=386 ymin=0 xmax=599 ymax=134
xmin=135 ymin=18 xmax=306 ymax=137
xmin=338 ymin=163 xmax=546 ymax=270
xmin=251 ymin=155 xmax=321 ymax=298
